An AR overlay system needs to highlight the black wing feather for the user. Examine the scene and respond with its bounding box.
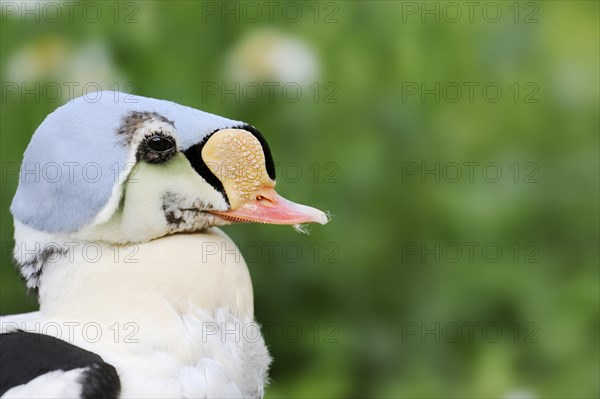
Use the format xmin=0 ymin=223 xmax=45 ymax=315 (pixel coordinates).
xmin=0 ymin=330 xmax=120 ymax=398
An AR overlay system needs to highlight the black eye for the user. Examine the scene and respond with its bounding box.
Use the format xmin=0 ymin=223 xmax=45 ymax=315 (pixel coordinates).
xmin=138 ymin=135 xmax=177 ymax=164
xmin=147 ymin=136 xmax=174 ymax=153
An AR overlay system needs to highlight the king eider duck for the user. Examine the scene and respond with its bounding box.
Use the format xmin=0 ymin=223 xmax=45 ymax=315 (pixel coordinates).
xmin=0 ymin=91 xmax=329 ymax=398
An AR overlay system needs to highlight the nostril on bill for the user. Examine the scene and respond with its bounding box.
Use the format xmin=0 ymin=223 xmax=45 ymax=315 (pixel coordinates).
xmin=256 ymin=195 xmax=274 ymax=206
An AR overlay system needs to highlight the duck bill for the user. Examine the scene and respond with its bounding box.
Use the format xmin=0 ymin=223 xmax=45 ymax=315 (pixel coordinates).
xmin=210 ymin=189 xmax=329 ymax=225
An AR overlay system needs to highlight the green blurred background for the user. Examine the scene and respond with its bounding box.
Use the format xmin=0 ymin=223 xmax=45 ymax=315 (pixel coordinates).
xmin=0 ymin=1 xmax=598 ymax=398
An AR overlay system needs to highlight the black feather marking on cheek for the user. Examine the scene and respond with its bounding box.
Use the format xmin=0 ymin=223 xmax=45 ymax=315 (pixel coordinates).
xmin=161 ymin=192 xmax=210 ymax=232
xmin=116 ymin=111 xmax=175 ymax=146
xmin=183 ymin=133 xmax=230 ymax=206
xmin=234 ymin=124 xmax=276 ymax=181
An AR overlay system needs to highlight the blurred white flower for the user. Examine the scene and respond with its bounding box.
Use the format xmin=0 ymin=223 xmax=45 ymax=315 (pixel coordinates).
xmin=226 ymin=29 xmax=320 ymax=86
xmin=5 ymin=36 xmax=125 ymax=101
xmin=5 ymin=36 xmax=70 ymax=83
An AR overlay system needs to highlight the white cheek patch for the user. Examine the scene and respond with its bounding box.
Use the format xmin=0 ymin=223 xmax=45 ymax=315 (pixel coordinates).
xmin=75 ymin=154 xmax=228 ymax=244
xmin=90 ymin=117 xmax=179 ymax=228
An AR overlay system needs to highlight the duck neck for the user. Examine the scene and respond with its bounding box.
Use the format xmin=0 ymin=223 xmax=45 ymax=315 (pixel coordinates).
xmin=13 ymin=221 xmax=255 ymax=323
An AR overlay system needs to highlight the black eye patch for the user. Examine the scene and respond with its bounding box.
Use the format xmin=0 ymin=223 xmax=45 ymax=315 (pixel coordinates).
xmin=137 ymin=133 xmax=177 ymax=164
xmin=183 ymin=137 xmax=229 ymax=206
